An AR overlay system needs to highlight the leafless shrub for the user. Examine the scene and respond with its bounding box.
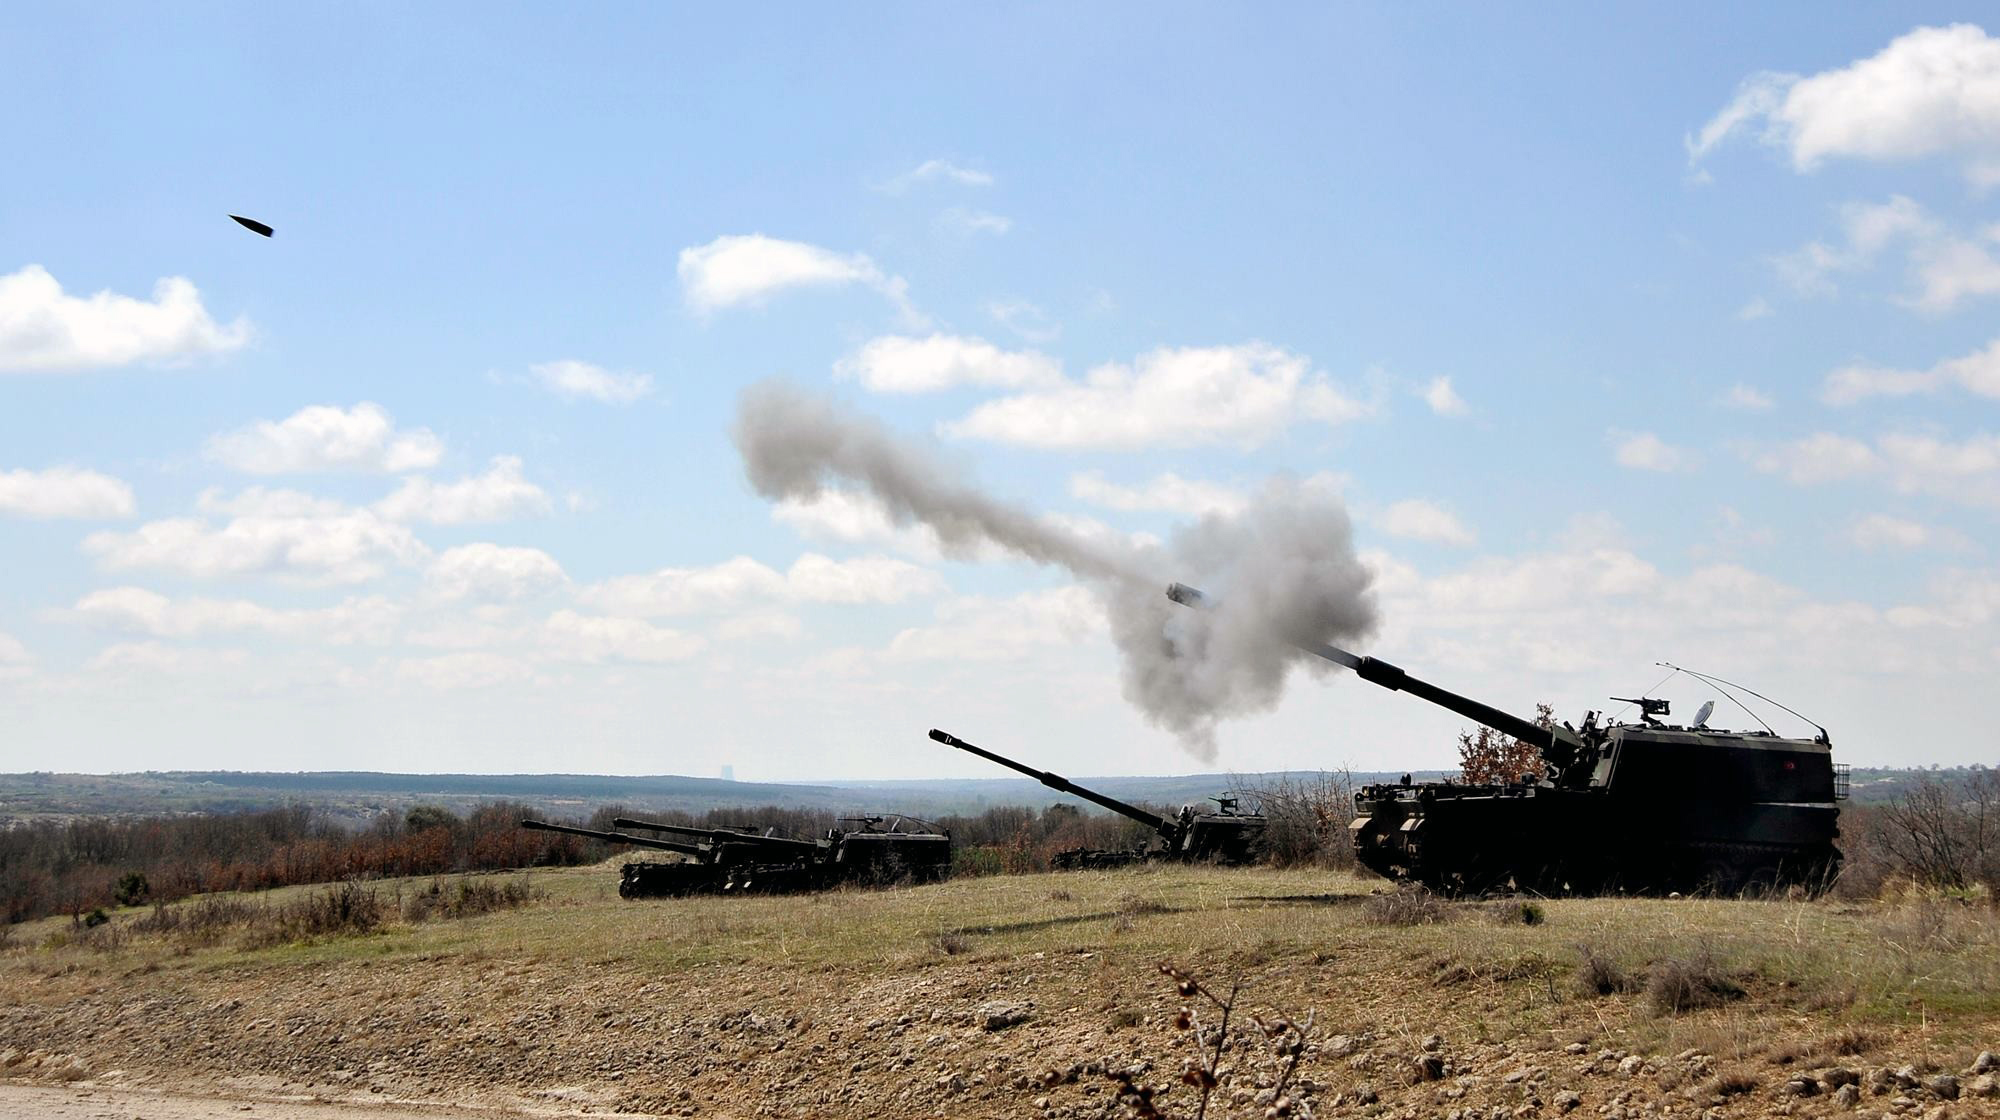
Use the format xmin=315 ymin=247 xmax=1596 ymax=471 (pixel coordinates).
xmin=1645 ymin=950 xmax=1746 ymax=1015
xmin=1116 ymin=894 xmax=1171 ymax=917
xmin=246 ymin=882 xmax=385 ymax=947
xmin=1700 ymin=1071 xmax=1759 ymax=1098
xmin=1361 ymin=887 xmax=1451 ymax=927
xmin=129 ymin=895 xmax=263 ymax=944
xmin=401 ymin=876 xmax=538 ymax=922
xmin=1247 ymin=772 xmax=1355 ymax=869
xmin=928 ymin=929 xmax=970 ymax=956
xmin=1573 ymin=944 xmax=1638 ymax=997
xmin=1102 ymin=964 xmax=1314 ymax=1120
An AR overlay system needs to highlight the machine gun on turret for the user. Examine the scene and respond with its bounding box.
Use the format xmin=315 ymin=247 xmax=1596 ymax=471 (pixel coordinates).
xmin=1164 ymin=582 xmax=1842 ymax=895
xmin=929 ymin=728 xmax=1264 ymax=867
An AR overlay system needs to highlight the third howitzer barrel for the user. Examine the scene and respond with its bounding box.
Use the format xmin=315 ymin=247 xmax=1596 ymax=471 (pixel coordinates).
xmin=929 ymin=728 xmax=1264 ymax=866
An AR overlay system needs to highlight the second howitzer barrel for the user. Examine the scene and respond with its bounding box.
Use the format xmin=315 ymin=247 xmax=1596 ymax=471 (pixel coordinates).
xmin=612 ymin=817 xmax=824 ymax=850
xmin=519 ymin=819 xmax=706 ymax=857
xmin=928 ymin=728 xmax=1171 ymax=834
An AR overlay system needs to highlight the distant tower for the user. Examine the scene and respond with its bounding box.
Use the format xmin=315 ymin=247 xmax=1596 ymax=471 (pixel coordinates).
xmin=720 ymin=765 xmax=735 ymax=782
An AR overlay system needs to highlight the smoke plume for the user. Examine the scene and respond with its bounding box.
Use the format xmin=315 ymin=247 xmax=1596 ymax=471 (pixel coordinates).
xmin=733 ymin=381 xmax=1378 ymax=759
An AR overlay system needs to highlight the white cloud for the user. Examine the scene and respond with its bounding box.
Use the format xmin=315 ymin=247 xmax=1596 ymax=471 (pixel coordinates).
xmin=885 ymin=586 xmax=1105 ymax=662
xmin=69 ymin=586 xmax=400 ymax=644
xmin=530 ymin=359 xmax=655 ymax=404
xmin=1848 ymin=513 xmax=1966 ymax=551
xmin=1376 ymin=499 xmax=1476 ymax=547
xmin=540 ymin=610 xmax=704 ymax=664
xmin=0 ymin=264 xmax=250 ymax=373
xmin=1751 ymin=433 xmax=1878 ymax=484
xmin=1421 ymin=376 xmax=1469 ymax=417
xmin=86 ymin=641 xmax=249 ymax=676
xmin=1690 ymin=24 xmax=2000 ymax=181
xmin=936 ymin=207 xmax=1011 ymax=237
xmin=1736 ymin=297 xmax=1775 ymax=321
xmin=579 ymin=553 xmax=945 ymax=617
xmin=396 ymin=651 xmax=536 ymax=691
xmin=1720 ymin=384 xmax=1775 ymax=410
xmin=987 ymin=299 xmax=1060 ymax=343
xmin=677 ymin=234 xmax=917 ymax=322
xmin=195 ymin=486 xmax=348 ymax=519
xmin=771 ymin=489 xmax=946 ymax=559
xmin=1771 ymin=196 xmax=2000 ymax=315
xmin=83 ymin=507 xmax=428 ymax=585
xmin=882 ymin=158 xmax=993 ymax=192
xmin=0 ymin=466 xmax=135 ymax=519
xmin=1612 ymin=431 xmax=1696 ymax=472
xmin=1068 ymin=471 xmax=1248 ymax=518
xmin=0 ymin=630 xmax=31 ymax=675
xmin=1754 ymin=429 xmax=2000 ymax=503
xmin=835 ymin=334 xmax=1061 ymax=393
xmin=376 ymin=457 xmax=551 ymax=525
xmin=426 ymin=543 xmax=567 ymax=601
xmin=946 ymin=343 xmax=1368 ymax=450
xmin=205 ymin=403 xmax=443 ymax=475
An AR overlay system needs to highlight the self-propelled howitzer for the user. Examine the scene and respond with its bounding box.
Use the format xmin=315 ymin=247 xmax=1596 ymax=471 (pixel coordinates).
xmin=519 ymin=819 xmax=721 ymax=898
xmin=1163 ymin=583 xmax=1844 ymax=895
xmin=929 ymin=728 xmax=1264 ymax=865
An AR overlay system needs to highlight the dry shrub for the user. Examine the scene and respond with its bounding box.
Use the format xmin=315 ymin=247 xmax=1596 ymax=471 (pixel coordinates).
xmin=130 ymin=895 xmax=262 ymax=944
xmin=1700 ymin=1071 xmax=1759 ymax=1098
xmin=402 ymin=876 xmax=538 ymax=922
xmin=1645 ymin=950 xmax=1746 ymax=1016
xmin=1574 ymin=944 xmax=1637 ymax=997
xmin=247 ymin=882 xmax=384 ymax=947
xmin=1046 ymin=888 xmax=1073 ymax=902
xmin=1820 ymin=1026 xmax=1879 ymax=1057
xmin=928 ymin=929 xmax=970 ymax=956
xmin=1363 ymin=888 xmax=1451 ymax=927
xmin=1115 ymin=894 xmax=1170 ymax=917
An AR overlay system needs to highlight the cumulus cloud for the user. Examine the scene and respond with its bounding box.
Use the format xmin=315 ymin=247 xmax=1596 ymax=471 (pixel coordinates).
xmin=987 ymin=299 xmax=1060 ymax=343
xmin=770 ymin=489 xmax=947 ymax=558
xmin=1849 ymin=513 xmax=1967 ymax=551
xmin=936 ymin=207 xmax=1011 ymax=237
xmin=1720 ymin=384 xmax=1775 ymax=410
xmin=426 ymin=543 xmax=567 ymax=601
xmin=396 ymin=651 xmax=536 ymax=691
xmin=945 ymin=343 xmax=1369 ymax=450
xmin=677 ymin=234 xmax=917 ymax=322
xmin=540 ymin=610 xmax=704 ymax=664
xmin=205 ymin=403 xmax=443 ymax=475
xmin=1376 ymin=499 xmax=1476 ymax=547
xmin=0 ymin=466 xmax=135 ymax=519
xmin=835 ymin=334 xmax=1061 ymax=393
xmin=1612 ymin=431 xmax=1696 ymax=472
xmin=0 ymin=264 xmax=250 ymax=373
xmin=1754 ymin=429 xmax=2000 ymax=503
xmin=0 ymin=630 xmax=31 ymax=675
xmin=881 ymin=158 xmax=994 ymax=192
xmin=375 ymin=457 xmax=551 ymax=525
xmin=83 ymin=507 xmax=428 ymax=585
xmin=530 ymin=359 xmax=655 ymax=404
xmin=1689 ymin=24 xmax=2000 ymax=180
xmin=68 ymin=586 xmax=399 ymax=644
xmin=579 ymin=553 xmax=946 ymax=617
xmin=884 ymin=587 xmax=1106 ymax=663
xmin=1421 ymin=376 xmax=1469 ymax=416
xmin=86 ymin=641 xmax=250 ymax=676
xmin=1068 ymin=471 xmax=1248 ymax=518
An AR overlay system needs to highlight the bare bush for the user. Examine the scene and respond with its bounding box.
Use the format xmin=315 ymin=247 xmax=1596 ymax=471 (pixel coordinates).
xmin=1645 ymin=950 xmax=1746 ymax=1015
xmin=1573 ymin=944 xmax=1637 ymax=997
xmin=246 ymin=882 xmax=385 ymax=947
xmin=1864 ymin=769 xmax=1999 ymax=892
xmin=1248 ymin=772 xmax=1355 ymax=869
xmin=401 ymin=876 xmax=538 ymax=922
xmin=1361 ymin=887 xmax=1452 ymax=927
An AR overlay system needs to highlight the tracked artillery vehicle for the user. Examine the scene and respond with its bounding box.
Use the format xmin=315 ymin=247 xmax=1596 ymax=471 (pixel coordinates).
xmin=520 ymin=811 xmax=953 ymax=899
xmin=1165 ymin=583 xmax=1846 ymax=895
xmin=930 ymin=728 xmax=1266 ymax=868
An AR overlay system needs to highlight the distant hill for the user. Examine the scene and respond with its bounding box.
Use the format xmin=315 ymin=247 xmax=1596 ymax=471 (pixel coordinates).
xmin=0 ymin=764 xmax=1946 ymax=824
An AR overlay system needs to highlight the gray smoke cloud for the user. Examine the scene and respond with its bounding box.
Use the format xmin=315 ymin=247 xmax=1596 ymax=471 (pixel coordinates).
xmin=733 ymin=381 xmax=1379 ymax=759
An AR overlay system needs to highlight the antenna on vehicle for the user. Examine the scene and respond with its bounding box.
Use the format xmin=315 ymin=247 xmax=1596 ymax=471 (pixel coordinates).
xmin=1656 ymin=663 xmax=1827 ymax=742
xmin=1691 ymin=699 xmax=1715 ymax=729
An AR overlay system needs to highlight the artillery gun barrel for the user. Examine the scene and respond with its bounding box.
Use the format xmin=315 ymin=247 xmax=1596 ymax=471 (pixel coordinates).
xmin=612 ymin=817 xmax=823 ymax=851
xmin=519 ymin=819 xmax=706 ymax=857
xmin=1164 ymin=582 xmax=1581 ymax=761
xmin=928 ymin=728 xmax=1172 ymax=834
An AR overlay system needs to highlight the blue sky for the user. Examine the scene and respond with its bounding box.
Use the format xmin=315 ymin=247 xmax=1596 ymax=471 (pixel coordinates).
xmin=4 ymin=6 xmax=1999 ymax=778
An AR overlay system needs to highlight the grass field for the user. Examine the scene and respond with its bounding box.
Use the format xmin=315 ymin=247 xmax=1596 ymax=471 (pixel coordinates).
xmin=3 ymin=863 xmax=1998 ymax=1117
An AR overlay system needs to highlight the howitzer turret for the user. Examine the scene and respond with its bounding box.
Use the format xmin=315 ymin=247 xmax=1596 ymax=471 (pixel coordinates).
xmin=930 ymin=728 xmax=1264 ymax=866
xmin=1165 ymin=582 xmax=1844 ymax=895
